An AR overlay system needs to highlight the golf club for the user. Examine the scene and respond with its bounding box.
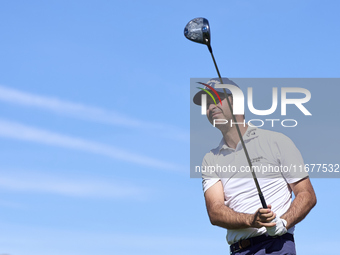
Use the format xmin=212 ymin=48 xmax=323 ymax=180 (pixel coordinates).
xmin=184 ymin=17 xmax=268 ymax=209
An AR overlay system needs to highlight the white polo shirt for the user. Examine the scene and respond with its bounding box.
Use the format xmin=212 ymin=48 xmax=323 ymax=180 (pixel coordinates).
xmin=201 ymin=126 xmax=308 ymax=244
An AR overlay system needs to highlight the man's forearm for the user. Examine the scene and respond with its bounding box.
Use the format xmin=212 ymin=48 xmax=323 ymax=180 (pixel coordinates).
xmin=208 ymin=203 xmax=253 ymax=229
xmin=281 ymin=190 xmax=316 ymax=229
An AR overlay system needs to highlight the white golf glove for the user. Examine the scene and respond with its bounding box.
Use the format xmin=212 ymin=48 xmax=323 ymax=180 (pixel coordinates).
xmin=266 ymin=216 xmax=287 ymax=236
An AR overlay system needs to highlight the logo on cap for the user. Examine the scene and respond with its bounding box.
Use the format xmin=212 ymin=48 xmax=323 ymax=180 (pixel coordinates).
xmin=196 ymin=82 xmax=223 ymax=106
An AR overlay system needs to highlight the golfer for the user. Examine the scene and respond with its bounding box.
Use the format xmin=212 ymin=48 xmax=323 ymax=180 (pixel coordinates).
xmin=193 ymin=78 xmax=316 ymax=255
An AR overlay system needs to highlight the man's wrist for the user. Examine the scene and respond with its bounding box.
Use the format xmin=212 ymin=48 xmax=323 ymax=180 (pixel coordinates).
xmin=245 ymin=213 xmax=254 ymax=228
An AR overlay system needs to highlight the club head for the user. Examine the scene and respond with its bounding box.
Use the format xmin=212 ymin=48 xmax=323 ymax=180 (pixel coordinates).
xmin=184 ymin=17 xmax=211 ymax=47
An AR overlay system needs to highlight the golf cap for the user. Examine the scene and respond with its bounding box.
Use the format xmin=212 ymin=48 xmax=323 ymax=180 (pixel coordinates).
xmin=193 ymin=77 xmax=239 ymax=105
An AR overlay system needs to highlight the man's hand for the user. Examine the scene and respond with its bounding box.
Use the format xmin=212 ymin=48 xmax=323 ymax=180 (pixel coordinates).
xmin=250 ymin=204 xmax=277 ymax=228
xmin=266 ymin=216 xmax=287 ymax=236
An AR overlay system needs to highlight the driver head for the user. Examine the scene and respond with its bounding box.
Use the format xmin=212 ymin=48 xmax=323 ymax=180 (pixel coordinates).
xmin=184 ymin=18 xmax=210 ymax=46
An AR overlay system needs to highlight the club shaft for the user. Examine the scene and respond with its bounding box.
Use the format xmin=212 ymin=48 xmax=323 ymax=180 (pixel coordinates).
xmin=208 ymin=47 xmax=267 ymax=209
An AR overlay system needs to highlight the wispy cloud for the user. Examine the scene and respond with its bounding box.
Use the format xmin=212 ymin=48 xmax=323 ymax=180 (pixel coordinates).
xmin=0 ymin=85 xmax=189 ymax=140
xmin=0 ymin=170 xmax=147 ymax=199
xmin=0 ymin=119 xmax=186 ymax=172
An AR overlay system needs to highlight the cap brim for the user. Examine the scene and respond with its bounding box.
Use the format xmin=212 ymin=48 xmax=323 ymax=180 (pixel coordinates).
xmin=193 ymin=89 xmax=232 ymax=105
xmin=193 ymin=90 xmax=206 ymax=105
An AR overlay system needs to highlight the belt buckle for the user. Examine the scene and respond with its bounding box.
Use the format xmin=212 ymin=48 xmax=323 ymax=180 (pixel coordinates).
xmin=231 ymin=248 xmax=241 ymax=254
xmin=230 ymin=243 xmax=241 ymax=254
xmin=230 ymin=247 xmax=241 ymax=254
xmin=230 ymin=240 xmax=250 ymax=254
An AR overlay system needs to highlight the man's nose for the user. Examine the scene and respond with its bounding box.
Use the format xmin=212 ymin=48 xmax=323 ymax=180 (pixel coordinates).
xmin=208 ymin=102 xmax=217 ymax=110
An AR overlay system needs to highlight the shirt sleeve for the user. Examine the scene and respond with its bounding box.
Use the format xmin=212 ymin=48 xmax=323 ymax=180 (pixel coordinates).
xmin=201 ymin=151 xmax=221 ymax=193
xmin=274 ymin=133 xmax=309 ymax=184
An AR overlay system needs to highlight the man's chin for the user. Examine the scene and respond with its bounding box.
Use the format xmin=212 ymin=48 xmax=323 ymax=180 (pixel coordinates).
xmin=212 ymin=116 xmax=226 ymax=122
xmin=212 ymin=112 xmax=223 ymax=118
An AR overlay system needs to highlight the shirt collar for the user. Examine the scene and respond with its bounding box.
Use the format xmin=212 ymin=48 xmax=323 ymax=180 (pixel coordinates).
xmin=217 ymin=126 xmax=259 ymax=152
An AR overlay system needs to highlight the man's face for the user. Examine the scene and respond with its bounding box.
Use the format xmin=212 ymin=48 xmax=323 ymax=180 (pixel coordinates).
xmin=206 ymin=93 xmax=233 ymax=125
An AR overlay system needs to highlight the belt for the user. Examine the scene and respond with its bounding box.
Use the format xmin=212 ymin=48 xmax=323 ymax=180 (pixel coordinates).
xmin=230 ymin=233 xmax=294 ymax=254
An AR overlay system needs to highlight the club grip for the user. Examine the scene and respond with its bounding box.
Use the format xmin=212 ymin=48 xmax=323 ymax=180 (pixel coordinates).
xmin=259 ymin=193 xmax=267 ymax=208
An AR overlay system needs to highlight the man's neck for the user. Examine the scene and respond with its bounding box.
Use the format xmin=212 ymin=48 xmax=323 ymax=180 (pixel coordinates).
xmin=221 ymin=124 xmax=248 ymax=149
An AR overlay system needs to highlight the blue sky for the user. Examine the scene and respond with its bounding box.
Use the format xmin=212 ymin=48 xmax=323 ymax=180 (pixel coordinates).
xmin=0 ymin=1 xmax=339 ymax=254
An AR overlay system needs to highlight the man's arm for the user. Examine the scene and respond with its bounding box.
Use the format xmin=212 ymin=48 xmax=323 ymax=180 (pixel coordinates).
xmin=281 ymin=177 xmax=317 ymax=229
xmin=204 ymin=180 xmax=276 ymax=229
